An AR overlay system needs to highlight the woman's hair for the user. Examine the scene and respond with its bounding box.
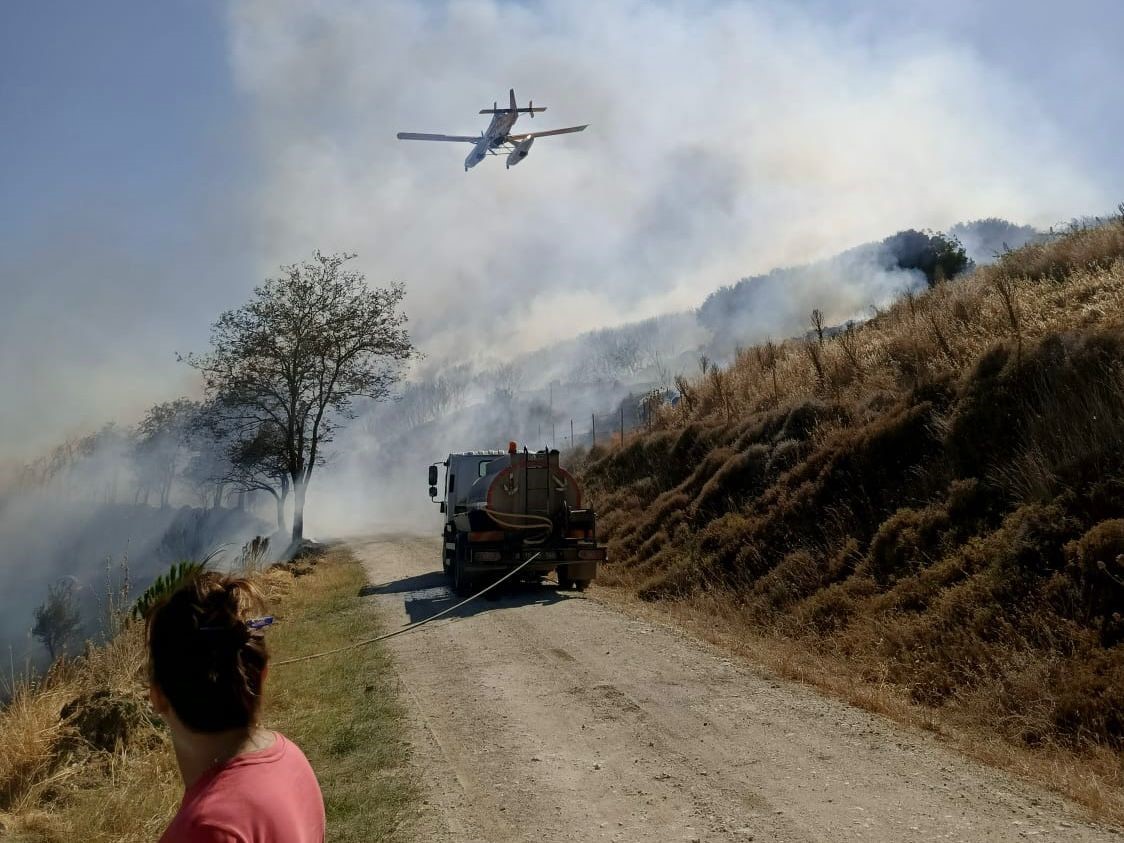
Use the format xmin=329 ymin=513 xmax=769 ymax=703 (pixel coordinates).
xmin=147 ymin=572 xmax=269 ymax=733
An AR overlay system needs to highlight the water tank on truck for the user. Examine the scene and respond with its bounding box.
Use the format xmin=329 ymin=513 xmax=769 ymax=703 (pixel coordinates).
xmin=427 ymin=442 xmax=607 ymax=596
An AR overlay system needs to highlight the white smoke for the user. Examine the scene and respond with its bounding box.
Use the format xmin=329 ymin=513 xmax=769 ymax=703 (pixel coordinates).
xmin=221 ymin=0 xmax=1111 ymax=538
xmin=226 ymin=0 xmax=1105 ymax=366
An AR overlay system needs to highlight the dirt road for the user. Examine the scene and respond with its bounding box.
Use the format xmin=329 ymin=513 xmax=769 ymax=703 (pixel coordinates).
xmin=354 ymin=535 xmax=1117 ymax=842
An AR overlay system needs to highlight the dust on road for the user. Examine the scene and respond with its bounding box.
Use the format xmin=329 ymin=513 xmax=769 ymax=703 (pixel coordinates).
xmin=353 ymin=535 xmax=1118 ymax=842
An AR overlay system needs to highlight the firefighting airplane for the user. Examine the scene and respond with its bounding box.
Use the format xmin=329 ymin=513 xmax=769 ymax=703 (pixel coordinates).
xmin=397 ymin=89 xmax=588 ymax=171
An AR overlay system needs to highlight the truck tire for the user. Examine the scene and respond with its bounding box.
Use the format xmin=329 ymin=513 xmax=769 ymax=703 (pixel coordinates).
xmin=556 ymin=568 xmax=573 ymax=590
xmin=453 ymin=534 xmax=474 ymax=597
xmin=573 ymin=579 xmax=591 ymax=592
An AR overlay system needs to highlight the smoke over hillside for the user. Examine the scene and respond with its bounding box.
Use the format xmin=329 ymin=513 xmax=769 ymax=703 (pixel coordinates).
xmin=0 ymin=427 xmax=270 ymax=671
xmin=228 ymin=0 xmax=1104 ymax=367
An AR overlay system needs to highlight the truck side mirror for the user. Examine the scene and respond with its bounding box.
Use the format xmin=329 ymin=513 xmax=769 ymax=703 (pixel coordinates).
xmin=428 ymin=485 xmax=438 ymax=499
xmin=427 ymin=465 xmax=438 ymax=486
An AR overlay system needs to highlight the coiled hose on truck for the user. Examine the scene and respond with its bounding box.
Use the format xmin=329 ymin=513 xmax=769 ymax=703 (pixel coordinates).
xmin=483 ymin=508 xmax=554 ymax=544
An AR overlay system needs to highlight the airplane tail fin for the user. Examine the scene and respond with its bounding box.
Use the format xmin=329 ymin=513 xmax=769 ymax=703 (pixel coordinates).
xmin=479 ymin=89 xmax=548 ymax=115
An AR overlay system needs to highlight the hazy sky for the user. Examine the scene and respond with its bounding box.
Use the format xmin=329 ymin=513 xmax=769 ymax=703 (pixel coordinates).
xmin=2 ymin=0 xmax=1122 ymax=459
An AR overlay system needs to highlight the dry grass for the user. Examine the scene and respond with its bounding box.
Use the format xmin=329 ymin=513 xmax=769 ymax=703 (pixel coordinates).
xmin=0 ymin=624 xmax=179 ymax=842
xmin=583 ymin=219 xmax=1124 ymax=827
xmin=637 ymin=219 xmax=1124 ymax=427
xmin=0 ymin=547 xmax=415 ymax=841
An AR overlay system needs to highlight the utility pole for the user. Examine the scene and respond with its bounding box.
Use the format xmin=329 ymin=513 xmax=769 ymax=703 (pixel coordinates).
xmin=550 ymin=383 xmax=555 ymax=449
xmin=620 ymin=404 xmax=625 ymax=446
xmin=570 ymin=418 xmax=574 ymax=452
xmin=591 ymin=413 xmax=596 ymax=447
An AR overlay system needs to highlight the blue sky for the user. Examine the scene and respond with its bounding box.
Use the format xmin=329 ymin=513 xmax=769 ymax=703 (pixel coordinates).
xmin=1 ymin=0 xmax=1122 ymax=458
xmin=1 ymin=1 xmax=256 ymax=454
xmin=802 ymin=0 xmax=1124 ymax=177
xmin=2 ymin=1 xmax=245 ymax=243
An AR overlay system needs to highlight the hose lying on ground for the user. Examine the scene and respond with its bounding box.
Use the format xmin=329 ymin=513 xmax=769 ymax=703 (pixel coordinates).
xmin=273 ymin=552 xmax=542 ymax=666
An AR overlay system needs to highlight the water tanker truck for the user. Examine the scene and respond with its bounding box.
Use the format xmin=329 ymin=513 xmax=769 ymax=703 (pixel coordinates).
xmin=428 ymin=443 xmax=606 ymax=595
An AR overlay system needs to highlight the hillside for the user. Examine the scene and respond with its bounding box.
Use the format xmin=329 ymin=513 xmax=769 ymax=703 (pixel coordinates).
xmin=330 ymin=218 xmax=1044 ymax=531
xmin=581 ymin=217 xmax=1124 ymax=817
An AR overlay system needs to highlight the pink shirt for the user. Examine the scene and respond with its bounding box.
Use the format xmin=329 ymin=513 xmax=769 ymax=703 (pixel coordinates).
xmin=159 ymin=732 xmax=325 ymax=843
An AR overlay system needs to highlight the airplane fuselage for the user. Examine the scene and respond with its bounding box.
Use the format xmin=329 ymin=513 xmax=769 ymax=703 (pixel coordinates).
xmin=465 ymin=110 xmax=519 ymax=170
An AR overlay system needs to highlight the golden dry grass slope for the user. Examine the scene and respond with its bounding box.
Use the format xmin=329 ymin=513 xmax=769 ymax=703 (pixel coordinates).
xmin=580 ymin=218 xmax=1124 ymax=822
xmin=0 ymin=546 xmax=414 ymax=842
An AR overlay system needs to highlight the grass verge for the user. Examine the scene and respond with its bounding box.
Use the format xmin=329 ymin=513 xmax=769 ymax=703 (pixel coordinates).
xmin=263 ymin=547 xmax=416 ymax=840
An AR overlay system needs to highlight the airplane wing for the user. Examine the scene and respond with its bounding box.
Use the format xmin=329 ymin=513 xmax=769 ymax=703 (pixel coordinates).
xmin=508 ymin=125 xmax=588 ymax=141
xmin=397 ymin=132 xmax=479 ymax=143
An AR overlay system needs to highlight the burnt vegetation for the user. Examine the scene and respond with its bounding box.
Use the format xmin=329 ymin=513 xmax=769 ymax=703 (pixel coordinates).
xmin=583 ymin=217 xmax=1124 ymax=758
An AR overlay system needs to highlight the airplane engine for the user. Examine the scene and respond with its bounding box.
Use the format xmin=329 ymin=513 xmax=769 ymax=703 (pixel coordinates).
xmin=506 ymin=137 xmax=534 ymax=168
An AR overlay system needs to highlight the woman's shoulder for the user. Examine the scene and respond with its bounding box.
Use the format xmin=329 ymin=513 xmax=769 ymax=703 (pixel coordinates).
xmin=217 ymin=732 xmax=314 ymax=776
xmin=181 ymin=733 xmax=324 ymax=838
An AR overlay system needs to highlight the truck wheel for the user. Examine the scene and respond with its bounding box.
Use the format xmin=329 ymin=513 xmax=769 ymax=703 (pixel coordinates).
xmin=442 ymin=547 xmax=452 ymax=577
xmin=573 ymin=579 xmax=591 ymax=592
xmin=453 ymin=535 xmax=474 ymax=597
xmin=556 ymin=568 xmax=573 ymax=590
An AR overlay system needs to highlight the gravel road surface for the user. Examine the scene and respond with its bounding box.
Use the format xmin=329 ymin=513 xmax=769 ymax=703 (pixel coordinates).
xmin=354 ymin=535 xmax=1118 ymax=843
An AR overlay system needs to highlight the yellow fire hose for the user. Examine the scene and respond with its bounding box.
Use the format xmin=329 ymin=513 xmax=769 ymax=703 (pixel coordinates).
xmin=274 ymin=552 xmax=544 ymax=666
xmin=274 ymin=512 xmax=577 ymax=666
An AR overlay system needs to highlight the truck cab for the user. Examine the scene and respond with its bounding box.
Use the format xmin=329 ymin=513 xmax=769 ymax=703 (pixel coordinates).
xmin=436 ymin=450 xmax=504 ymax=526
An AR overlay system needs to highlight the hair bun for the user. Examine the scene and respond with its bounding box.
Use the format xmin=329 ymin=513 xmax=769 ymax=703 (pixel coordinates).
xmin=147 ymin=571 xmax=270 ymax=733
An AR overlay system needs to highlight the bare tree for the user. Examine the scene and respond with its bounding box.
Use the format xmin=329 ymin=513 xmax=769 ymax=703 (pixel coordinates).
xmin=135 ymin=399 xmax=197 ymax=508
xmin=187 ymin=252 xmax=416 ymax=543
xmin=33 ymin=579 xmax=82 ymax=662
xmin=674 ymin=374 xmax=696 ymax=413
xmin=487 ymin=362 xmax=525 ymax=404
xmin=810 ymin=308 xmax=826 ymax=346
xmin=709 ymin=367 xmax=732 ymax=422
xmin=182 ymin=403 xmax=237 ymax=510
xmin=581 ymin=330 xmax=642 ymax=381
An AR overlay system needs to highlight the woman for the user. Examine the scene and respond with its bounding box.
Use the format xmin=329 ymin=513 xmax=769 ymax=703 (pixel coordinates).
xmin=148 ymin=572 xmax=325 ymax=843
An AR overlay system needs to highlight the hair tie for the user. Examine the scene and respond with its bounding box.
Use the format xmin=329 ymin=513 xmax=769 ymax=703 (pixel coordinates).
xmin=200 ymin=616 xmax=274 ymax=632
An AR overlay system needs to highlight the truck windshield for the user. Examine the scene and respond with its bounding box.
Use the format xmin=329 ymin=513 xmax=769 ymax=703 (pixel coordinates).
xmin=478 ymin=460 xmax=493 ymax=477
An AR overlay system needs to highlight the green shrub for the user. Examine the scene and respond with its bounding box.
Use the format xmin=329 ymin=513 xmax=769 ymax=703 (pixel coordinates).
xmin=131 ymin=557 xmax=213 ymax=621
